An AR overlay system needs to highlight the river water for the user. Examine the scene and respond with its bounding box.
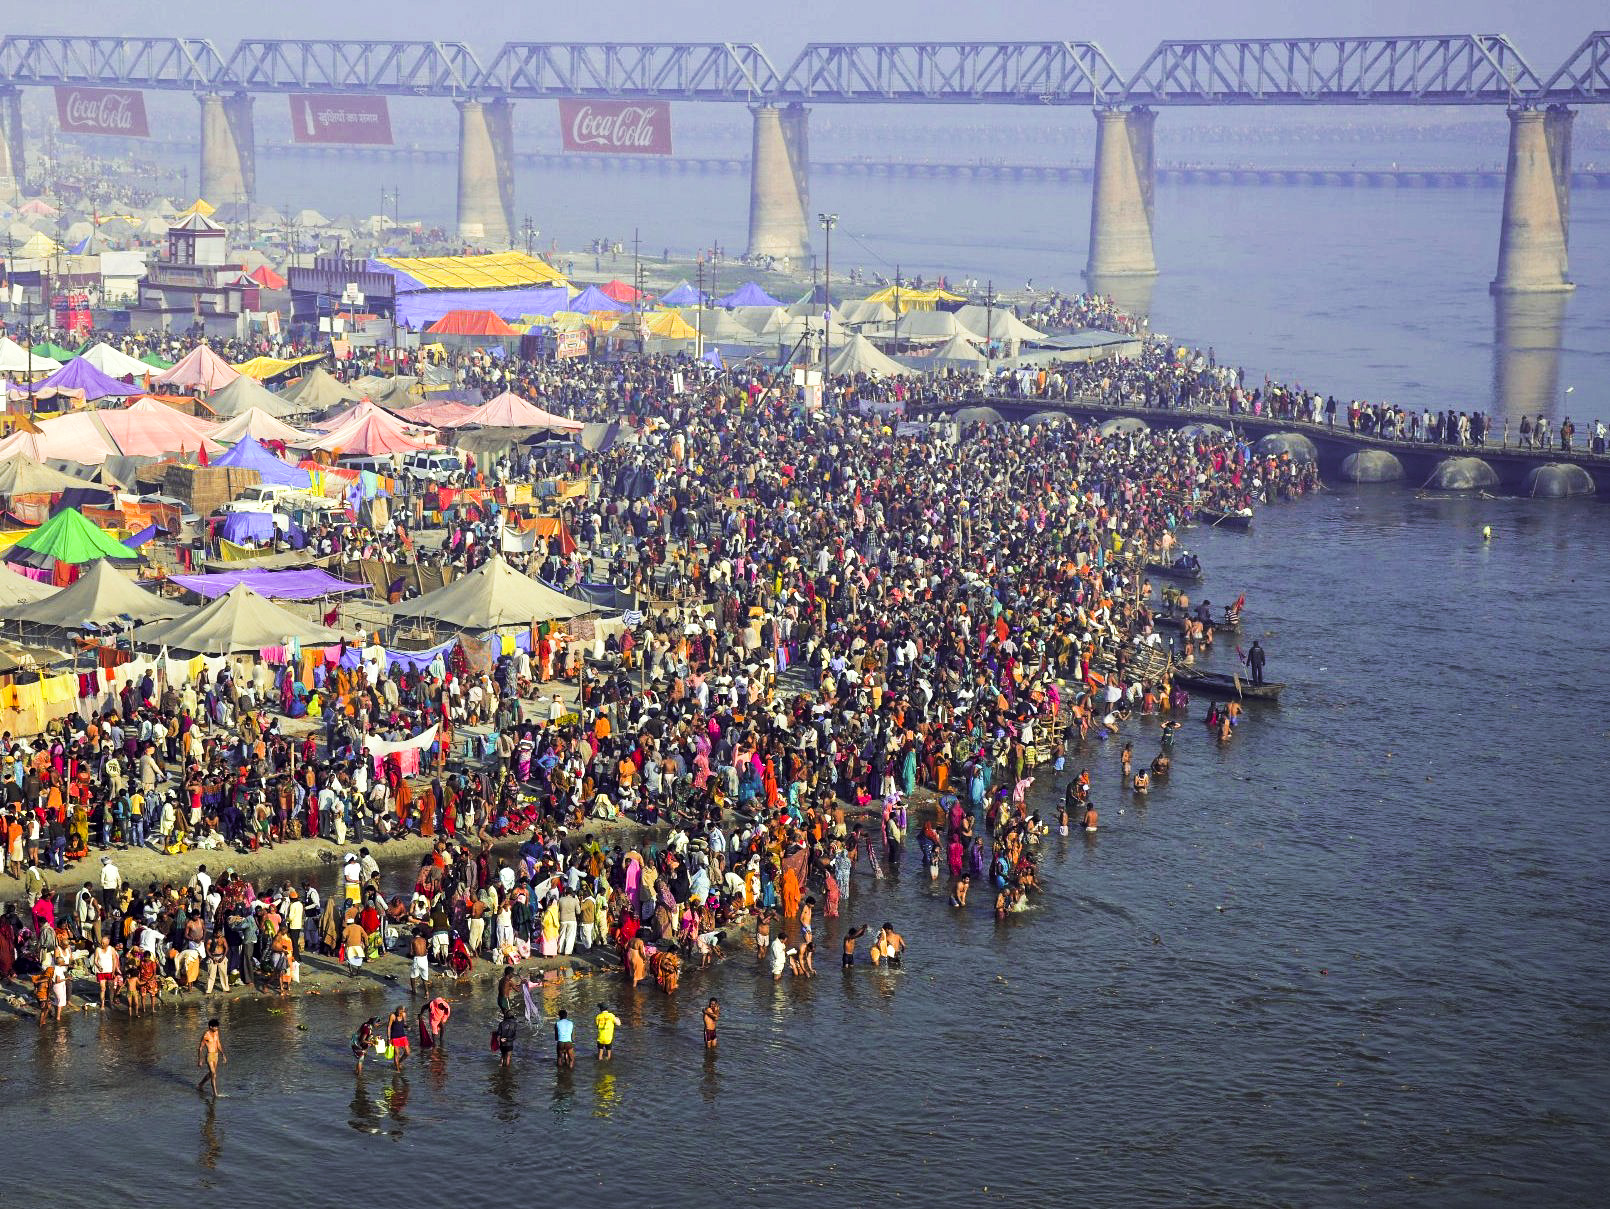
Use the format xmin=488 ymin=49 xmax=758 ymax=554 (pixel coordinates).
xmin=11 ymin=487 xmax=1610 ymax=1206
xmin=19 ymin=141 xmax=1610 ymax=1203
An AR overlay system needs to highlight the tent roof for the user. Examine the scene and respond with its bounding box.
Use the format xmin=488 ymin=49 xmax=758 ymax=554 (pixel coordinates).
xmin=951 ymin=304 xmax=1043 ymax=343
xmin=207 ymin=373 xmax=298 ymax=418
xmin=395 ymin=285 xmax=570 ymax=328
xmin=98 ymin=396 xmax=222 ymax=457
xmin=11 ymin=507 xmax=140 ymax=563
xmin=372 ymin=250 xmax=568 ymax=291
xmin=232 ymin=353 xmax=325 ymax=382
xmin=32 ymin=357 xmax=142 ymax=401
xmin=279 ymin=365 xmax=361 ymax=410
xmin=153 ymin=344 xmax=240 ymax=391
xmin=212 ymin=407 xmax=310 ymax=445
xmin=0 ymin=338 xmax=63 ymax=374
xmin=0 ymin=456 xmax=105 ymax=497
xmin=425 ymin=309 xmax=517 ymax=336
xmin=79 ymin=342 xmax=154 ymax=379
xmin=658 ymin=280 xmax=707 ymax=307
xmin=133 ymin=583 xmax=341 ymax=653
xmin=311 ymin=401 xmax=435 ymax=455
xmin=567 ymin=285 xmax=629 ymax=314
xmin=389 ymin=554 xmax=593 ymax=629
xmin=598 ymin=279 xmax=646 ymax=303
xmin=397 ymin=400 xmax=480 ymax=427
xmin=828 ymin=334 xmax=910 ymax=378
xmin=211 ymin=436 xmax=312 ymax=488
xmin=0 ymin=563 xmax=58 ymax=607
xmin=0 ymin=558 xmax=187 ymax=626
xmin=248 ymin=264 xmax=287 ymax=289
xmin=459 ymin=391 xmax=584 ymax=431
xmin=716 ymin=282 xmax=782 ymax=308
xmin=27 ymin=412 xmax=118 ymax=464
xmin=888 ymin=309 xmax=981 ymax=342
xmin=164 ymin=567 xmax=364 ymax=601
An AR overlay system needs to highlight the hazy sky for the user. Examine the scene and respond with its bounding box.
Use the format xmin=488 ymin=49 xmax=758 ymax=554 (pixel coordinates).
xmin=40 ymin=2 xmax=1607 ymax=77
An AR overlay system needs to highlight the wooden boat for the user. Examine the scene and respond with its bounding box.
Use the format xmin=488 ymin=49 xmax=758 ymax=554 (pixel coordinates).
xmin=1145 ymin=560 xmax=1203 ymax=584
xmin=1194 ymin=508 xmax=1253 ymax=531
xmin=1148 ymin=611 xmax=1242 ymax=634
xmin=1170 ymin=669 xmax=1283 ymax=701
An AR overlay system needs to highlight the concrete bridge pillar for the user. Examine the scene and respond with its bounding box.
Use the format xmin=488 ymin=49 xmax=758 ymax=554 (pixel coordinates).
xmin=456 ymin=98 xmax=515 ymax=247
xmin=746 ymin=103 xmax=811 ymax=262
xmin=1086 ymin=107 xmax=1156 ymax=279
xmin=1491 ymin=106 xmax=1574 ymax=294
xmin=1492 ymin=290 xmax=1568 ymax=425
xmin=198 ymin=92 xmax=255 ymax=205
xmin=0 ymin=87 xmax=23 ymax=202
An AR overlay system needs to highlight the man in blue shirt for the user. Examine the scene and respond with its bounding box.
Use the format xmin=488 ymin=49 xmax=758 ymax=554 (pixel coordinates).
xmin=554 ymin=1009 xmax=576 ymax=1069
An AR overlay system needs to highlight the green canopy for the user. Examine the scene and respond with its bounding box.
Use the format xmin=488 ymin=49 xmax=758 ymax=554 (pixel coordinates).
xmin=29 ymin=342 xmax=78 ymax=361
xmin=139 ymin=351 xmax=174 ymax=369
xmin=11 ymin=507 xmax=140 ymax=564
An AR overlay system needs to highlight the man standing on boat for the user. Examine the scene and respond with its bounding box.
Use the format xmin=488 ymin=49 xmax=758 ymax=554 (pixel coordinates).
xmin=1248 ymin=641 xmax=1267 ymax=687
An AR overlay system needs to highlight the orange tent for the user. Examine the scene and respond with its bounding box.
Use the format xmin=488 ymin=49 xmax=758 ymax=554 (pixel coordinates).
xmin=599 ymin=279 xmax=646 ymax=303
xmin=248 ymin=264 xmax=288 ymax=290
xmin=425 ymin=310 xmax=516 ymax=337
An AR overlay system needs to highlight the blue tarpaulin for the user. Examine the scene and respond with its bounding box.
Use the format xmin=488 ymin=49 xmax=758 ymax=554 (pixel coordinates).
xmin=392 ymin=286 xmax=572 ymax=329
xmin=716 ymin=282 xmax=782 ymax=308
xmin=212 ymin=436 xmax=313 ymax=488
xmin=220 ymin=511 xmax=275 ymax=543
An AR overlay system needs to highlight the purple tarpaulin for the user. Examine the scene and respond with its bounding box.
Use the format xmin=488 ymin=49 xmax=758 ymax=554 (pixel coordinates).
xmin=166 ymin=568 xmax=368 ymax=601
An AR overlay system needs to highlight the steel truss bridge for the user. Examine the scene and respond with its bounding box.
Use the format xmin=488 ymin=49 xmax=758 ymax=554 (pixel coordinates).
xmin=0 ymin=33 xmax=1606 ymax=106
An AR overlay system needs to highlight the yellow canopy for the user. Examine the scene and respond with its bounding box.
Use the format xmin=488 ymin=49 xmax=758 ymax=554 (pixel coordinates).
xmin=860 ymin=286 xmax=965 ymax=314
xmin=373 ymin=250 xmax=568 ymax=290
xmin=644 ymin=310 xmax=698 ymax=339
xmin=178 ymin=198 xmax=217 ymax=217
xmin=233 ymin=353 xmax=326 ymax=381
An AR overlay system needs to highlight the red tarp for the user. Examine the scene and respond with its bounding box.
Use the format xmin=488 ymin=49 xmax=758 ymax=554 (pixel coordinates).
xmin=599 ymin=279 xmax=646 ymax=303
xmin=425 ymin=310 xmax=516 ymax=337
xmin=248 ymin=264 xmax=288 ymax=290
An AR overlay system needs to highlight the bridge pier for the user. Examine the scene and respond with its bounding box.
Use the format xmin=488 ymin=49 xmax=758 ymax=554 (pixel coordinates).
xmin=1086 ymin=107 xmax=1156 ymax=280
xmin=746 ymin=103 xmax=811 ymax=263
xmin=456 ymin=98 xmax=515 ymax=246
xmin=1492 ymin=290 xmax=1568 ymax=424
xmin=198 ymin=92 xmax=255 ymax=205
xmin=1491 ymin=106 xmax=1574 ymax=294
xmin=0 ymin=87 xmax=23 ymax=201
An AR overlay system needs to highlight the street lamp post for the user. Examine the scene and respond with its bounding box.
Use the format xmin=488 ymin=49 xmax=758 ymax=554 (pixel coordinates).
xmin=817 ymin=212 xmax=837 ymax=393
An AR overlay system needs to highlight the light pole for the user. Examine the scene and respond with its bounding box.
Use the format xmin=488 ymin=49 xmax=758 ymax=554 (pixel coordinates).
xmin=818 ymin=212 xmax=837 ymax=391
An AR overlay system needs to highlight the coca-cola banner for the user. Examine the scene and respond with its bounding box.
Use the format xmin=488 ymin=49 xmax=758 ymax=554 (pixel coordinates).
xmin=54 ymin=87 xmax=150 ymax=138
xmin=558 ymin=99 xmax=672 ymax=156
xmin=289 ymin=94 xmax=394 ymax=145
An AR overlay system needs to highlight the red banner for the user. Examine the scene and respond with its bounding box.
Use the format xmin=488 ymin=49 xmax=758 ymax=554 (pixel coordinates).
xmin=558 ymin=100 xmax=671 ymax=156
xmin=289 ymin=94 xmax=393 ymax=145
xmin=54 ymin=87 xmax=149 ymax=138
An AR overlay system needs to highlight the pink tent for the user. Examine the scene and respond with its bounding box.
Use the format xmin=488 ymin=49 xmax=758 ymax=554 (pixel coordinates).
xmin=311 ymin=401 xmax=435 ymax=455
xmin=28 ymin=411 xmax=119 ymax=464
xmin=98 ymin=396 xmax=223 ymax=457
xmin=152 ymin=345 xmax=241 ymax=392
xmin=0 ymin=430 xmax=56 ymax=463
xmin=397 ymin=400 xmax=480 ymax=427
xmin=459 ymin=390 xmax=583 ymax=431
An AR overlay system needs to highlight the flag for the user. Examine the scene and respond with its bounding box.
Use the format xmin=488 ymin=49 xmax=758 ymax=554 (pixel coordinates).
xmin=1231 ymin=593 xmax=1245 ymax=613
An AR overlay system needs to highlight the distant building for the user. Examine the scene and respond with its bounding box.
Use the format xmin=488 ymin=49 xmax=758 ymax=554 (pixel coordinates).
xmin=129 ymin=212 xmax=248 ymax=337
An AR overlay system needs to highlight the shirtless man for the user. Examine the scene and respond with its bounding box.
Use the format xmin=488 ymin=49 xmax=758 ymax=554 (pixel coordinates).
xmin=196 ymin=1019 xmax=225 ymax=1097
xmin=409 ymin=930 xmax=430 ymax=995
xmin=841 ymin=925 xmax=868 ymax=969
xmin=880 ymin=923 xmax=906 ymax=968
xmin=702 ymin=997 xmax=720 ymax=1051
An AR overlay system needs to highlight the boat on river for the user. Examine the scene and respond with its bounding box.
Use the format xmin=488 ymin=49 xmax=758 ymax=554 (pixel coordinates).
xmin=1194 ymin=508 xmax=1253 ymax=531
xmin=1171 ymin=669 xmax=1283 ymax=700
xmin=1149 ymin=610 xmax=1242 ymax=634
xmin=1146 ymin=560 xmax=1203 ymax=584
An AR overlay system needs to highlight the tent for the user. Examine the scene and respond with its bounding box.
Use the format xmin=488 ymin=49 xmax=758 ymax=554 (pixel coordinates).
xmin=22 ymin=412 xmax=118 ymax=464
xmin=568 ymin=286 xmax=629 ymax=314
xmin=79 ymin=342 xmax=155 ymax=380
xmin=278 ymin=366 xmax=361 ymax=411
xmin=833 ymin=299 xmax=896 ymax=326
xmin=827 ymin=334 xmax=910 ymax=377
xmin=395 ymin=285 xmax=571 ymax=328
xmin=861 ymin=285 xmax=964 ymax=314
xmin=139 ymin=352 xmax=173 ymax=370
xmin=397 ymin=400 xmax=481 ymax=427
xmin=734 ymin=305 xmax=790 ymax=336
xmin=0 ymin=338 xmax=63 ymax=375
xmin=0 ymin=558 xmax=187 ymax=626
xmin=211 ymin=407 xmax=310 ymax=446
xmin=0 ymin=457 xmax=106 ymax=498
xmin=0 ymin=563 xmax=58 ymax=606
xmin=371 ymin=250 xmax=568 ymax=290
xmin=153 ymin=344 xmax=240 ymax=392
xmin=211 ymin=436 xmax=313 ymax=488
xmin=952 ymin=305 xmax=1043 ymax=343
xmin=886 ymin=310 xmax=981 ymax=343
xmin=642 ymin=310 xmax=699 ymax=340
xmin=207 ymin=374 xmax=299 ymax=419
xmin=425 ymin=310 xmax=517 ymax=337
xmin=459 ymin=391 xmax=584 ymax=431
xmin=7 ymin=507 xmax=140 ymax=565
xmin=388 ymin=554 xmax=593 ymax=630
xmin=311 ymin=401 xmax=435 ymax=455
xmin=164 ymin=567 xmax=365 ymax=601
xmin=248 ymin=264 xmax=287 ymax=290
xmin=716 ymin=282 xmax=782 ymax=308
xmin=910 ymin=333 xmax=989 ymax=369
xmin=133 ymin=583 xmax=341 ymax=653
xmin=599 ymin=279 xmax=646 ymax=303
xmin=658 ymin=280 xmax=708 ymax=307
xmin=97 ymin=396 xmax=221 ymax=457
xmin=22 ymin=356 xmax=142 ymax=402
xmin=232 ymin=353 xmax=326 ymax=381
xmin=29 ymin=342 xmax=78 ymax=362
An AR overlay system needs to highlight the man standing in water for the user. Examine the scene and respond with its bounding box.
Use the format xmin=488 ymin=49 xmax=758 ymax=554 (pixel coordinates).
xmin=703 ymin=998 xmax=720 ymax=1051
xmin=196 ymin=1019 xmax=225 ymax=1097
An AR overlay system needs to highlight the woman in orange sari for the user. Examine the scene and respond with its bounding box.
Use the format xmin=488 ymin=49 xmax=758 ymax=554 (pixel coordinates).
xmin=395 ymin=776 xmax=413 ymax=833
xmin=419 ymin=784 xmax=436 ymax=837
xmin=780 ymin=865 xmax=802 ymax=921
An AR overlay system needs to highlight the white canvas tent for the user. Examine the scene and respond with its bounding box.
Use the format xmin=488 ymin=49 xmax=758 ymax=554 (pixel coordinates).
xmin=0 ymin=338 xmax=63 ymax=375
xmin=208 ymin=374 xmax=299 ymax=419
xmin=133 ymin=583 xmax=341 ymax=652
xmin=79 ymin=341 xmax=154 ymax=380
xmin=827 ymin=334 xmax=910 ymax=377
xmin=1 ymin=558 xmax=189 ymax=627
xmin=952 ymin=305 xmax=1044 ymax=343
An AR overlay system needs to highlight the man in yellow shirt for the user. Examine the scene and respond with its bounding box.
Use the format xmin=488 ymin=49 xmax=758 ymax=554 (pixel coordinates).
xmin=594 ymin=1003 xmax=622 ymax=1060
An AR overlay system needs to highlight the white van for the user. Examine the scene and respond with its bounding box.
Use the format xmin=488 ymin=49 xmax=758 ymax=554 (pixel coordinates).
xmin=404 ymin=451 xmax=465 ymax=483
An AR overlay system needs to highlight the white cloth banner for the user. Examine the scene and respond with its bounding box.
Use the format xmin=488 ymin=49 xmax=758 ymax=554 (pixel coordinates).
xmin=363 ymin=723 xmax=440 ymax=760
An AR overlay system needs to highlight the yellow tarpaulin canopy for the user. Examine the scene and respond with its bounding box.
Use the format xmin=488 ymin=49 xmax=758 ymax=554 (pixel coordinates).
xmin=861 ymin=286 xmax=966 ymax=314
xmin=233 ymin=353 xmax=326 ymax=381
xmin=374 ymin=250 xmax=569 ymax=290
xmin=643 ymin=310 xmax=698 ymax=339
xmin=178 ymin=199 xmax=217 ymax=217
